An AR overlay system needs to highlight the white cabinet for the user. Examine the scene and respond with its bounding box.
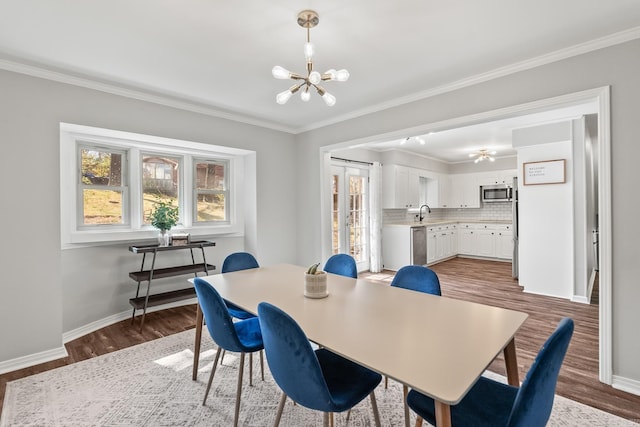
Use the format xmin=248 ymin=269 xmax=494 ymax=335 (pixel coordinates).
xmin=475 ymin=225 xmax=497 ymax=257
xmin=449 ymin=174 xmax=481 ymax=208
xmin=478 ymin=169 xmax=518 ymax=186
xmin=458 ymin=223 xmax=477 ymax=255
xmin=436 ymin=174 xmax=453 ymax=208
xmin=426 ymin=228 xmax=437 ymax=264
xmin=382 ymin=165 xmax=422 ymax=209
xmin=495 ymin=224 xmax=514 ymax=259
xmin=426 ymin=223 xmax=457 ymax=265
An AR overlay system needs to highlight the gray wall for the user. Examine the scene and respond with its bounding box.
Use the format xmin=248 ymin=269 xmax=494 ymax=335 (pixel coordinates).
xmin=295 ymin=39 xmax=640 ymax=384
xmin=0 ymin=69 xmax=297 ymax=363
xmin=1 ymin=37 xmax=640 ymax=389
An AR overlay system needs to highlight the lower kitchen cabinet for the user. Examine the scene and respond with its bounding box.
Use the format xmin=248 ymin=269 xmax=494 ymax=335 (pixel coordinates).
xmin=495 ymin=225 xmax=514 ymax=259
xmin=427 ymin=224 xmax=457 ymax=265
xmin=447 ymin=223 xmax=512 ymax=261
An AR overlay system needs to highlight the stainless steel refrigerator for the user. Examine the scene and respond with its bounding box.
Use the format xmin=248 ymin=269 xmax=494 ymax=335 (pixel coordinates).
xmin=512 ymin=177 xmax=519 ymax=279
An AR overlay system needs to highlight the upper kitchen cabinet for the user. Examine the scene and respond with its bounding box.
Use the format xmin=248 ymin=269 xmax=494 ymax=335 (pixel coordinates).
xmin=448 ymin=174 xmax=481 ymax=208
xmin=478 ymin=169 xmax=518 ymax=186
xmin=382 ymin=164 xmax=422 ymax=208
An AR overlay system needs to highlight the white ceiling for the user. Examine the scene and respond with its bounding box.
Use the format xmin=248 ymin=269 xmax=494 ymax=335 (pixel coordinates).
xmin=1 ymin=1 xmax=638 ymax=159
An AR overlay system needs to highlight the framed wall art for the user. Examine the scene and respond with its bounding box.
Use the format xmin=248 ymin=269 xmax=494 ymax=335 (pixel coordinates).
xmin=523 ymin=159 xmax=566 ymax=185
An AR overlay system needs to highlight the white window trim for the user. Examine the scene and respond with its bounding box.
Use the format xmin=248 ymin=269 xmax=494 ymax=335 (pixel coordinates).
xmin=60 ymin=122 xmax=253 ymax=249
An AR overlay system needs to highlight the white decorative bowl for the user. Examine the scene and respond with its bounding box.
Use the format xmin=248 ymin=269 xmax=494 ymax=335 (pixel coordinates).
xmin=304 ymin=271 xmax=328 ymax=298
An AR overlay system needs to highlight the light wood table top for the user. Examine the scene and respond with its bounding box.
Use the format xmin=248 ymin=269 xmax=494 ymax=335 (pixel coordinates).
xmin=193 ymin=263 xmax=528 ymax=426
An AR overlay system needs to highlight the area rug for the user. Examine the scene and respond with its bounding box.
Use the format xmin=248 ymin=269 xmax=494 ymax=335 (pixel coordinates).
xmin=1 ymin=329 xmax=637 ymax=426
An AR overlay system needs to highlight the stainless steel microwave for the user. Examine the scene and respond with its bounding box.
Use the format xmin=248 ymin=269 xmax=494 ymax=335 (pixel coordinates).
xmin=482 ymin=184 xmax=513 ymax=202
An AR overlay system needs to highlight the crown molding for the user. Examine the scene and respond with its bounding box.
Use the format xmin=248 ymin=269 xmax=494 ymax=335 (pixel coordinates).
xmin=1 ymin=26 xmax=638 ymax=135
xmin=0 ymin=58 xmax=296 ymax=134
xmin=297 ymin=26 xmax=640 ymax=133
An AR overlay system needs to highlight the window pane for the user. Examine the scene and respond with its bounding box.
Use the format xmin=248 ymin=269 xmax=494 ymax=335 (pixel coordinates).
xmin=142 ymin=155 xmax=179 ymax=224
xmin=196 ymin=193 xmax=226 ymax=221
xmin=83 ymin=189 xmax=123 ymax=224
xmin=196 ymin=162 xmax=225 ymax=190
xmin=81 ymin=149 xmax=122 ymax=186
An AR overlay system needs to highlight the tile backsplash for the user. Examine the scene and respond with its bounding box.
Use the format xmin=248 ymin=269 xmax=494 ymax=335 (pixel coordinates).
xmin=383 ymin=202 xmax=513 ymax=223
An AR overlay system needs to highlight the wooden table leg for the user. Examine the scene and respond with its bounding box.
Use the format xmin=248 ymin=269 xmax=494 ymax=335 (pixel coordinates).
xmin=192 ymin=303 xmax=203 ymax=380
xmin=434 ymin=401 xmax=452 ymax=427
xmin=503 ymin=337 xmax=520 ymax=386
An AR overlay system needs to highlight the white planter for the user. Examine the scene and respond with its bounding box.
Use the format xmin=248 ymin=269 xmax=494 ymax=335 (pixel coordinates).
xmin=304 ymin=271 xmax=328 ymax=298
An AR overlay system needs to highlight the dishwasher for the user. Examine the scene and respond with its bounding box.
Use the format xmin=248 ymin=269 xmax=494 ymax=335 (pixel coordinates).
xmin=411 ymin=226 xmax=427 ymax=266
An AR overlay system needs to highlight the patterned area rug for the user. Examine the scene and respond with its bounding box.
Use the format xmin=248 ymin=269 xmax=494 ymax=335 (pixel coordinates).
xmin=1 ymin=329 xmax=637 ymax=426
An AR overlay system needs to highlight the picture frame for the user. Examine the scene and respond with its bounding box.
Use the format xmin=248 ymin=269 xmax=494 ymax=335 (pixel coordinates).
xmin=523 ymin=159 xmax=566 ymax=185
xmin=170 ymin=233 xmax=190 ymax=246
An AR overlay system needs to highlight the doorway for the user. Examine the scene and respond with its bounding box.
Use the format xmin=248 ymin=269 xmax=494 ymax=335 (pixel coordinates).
xmin=330 ymin=164 xmax=370 ymax=272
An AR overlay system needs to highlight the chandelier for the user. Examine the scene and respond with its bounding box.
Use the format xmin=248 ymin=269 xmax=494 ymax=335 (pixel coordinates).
xmin=272 ymin=10 xmax=349 ymax=106
xmin=469 ymin=149 xmax=496 ymax=163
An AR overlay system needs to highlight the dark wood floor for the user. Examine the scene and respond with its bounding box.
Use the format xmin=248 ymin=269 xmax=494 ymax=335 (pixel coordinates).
xmin=363 ymin=258 xmax=640 ymax=422
xmin=1 ymin=257 xmax=639 ymax=422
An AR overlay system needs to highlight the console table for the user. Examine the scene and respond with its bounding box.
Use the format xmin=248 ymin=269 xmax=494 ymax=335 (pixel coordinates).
xmin=128 ymin=240 xmax=215 ymax=329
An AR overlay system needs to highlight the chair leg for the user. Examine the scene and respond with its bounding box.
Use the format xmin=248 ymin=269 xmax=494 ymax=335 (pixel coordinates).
xmin=220 ymin=349 xmax=226 ymax=366
xmin=415 ymin=416 xmax=423 ymax=427
xmin=203 ymin=347 xmax=222 ymax=405
xmin=345 ymin=409 xmax=351 ymax=424
xmin=260 ymin=350 xmax=265 ymax=381
xmin=323 ymin=412 xmax=330 ymax=427
xmin=249 ymin=352 xmax=253 ymax=386
xmin=330 ymin=412 xmax=334 ymax=427
xmin=273 ymin=392 xmax=287 ymax=427
xmin=369 ymin=391 xmax=382 ymax=427
xmin=233 ymin=352 xmax=245 ymax=427
xmin=384 ymin=375 xmax=388 ymax=389
xmin=403 ymin=384 xmax=410 ymax=427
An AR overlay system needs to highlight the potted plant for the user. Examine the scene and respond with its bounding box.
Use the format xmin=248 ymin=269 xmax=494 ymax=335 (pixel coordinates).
xmin=148 ymin=199 xmax=179 ymax=246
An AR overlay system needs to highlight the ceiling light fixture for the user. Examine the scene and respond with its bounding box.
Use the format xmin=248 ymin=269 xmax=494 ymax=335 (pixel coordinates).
xmin=469 ymin=149 xmax=497 ymax=163
xmin=272 ymin=10 xmax=349 ymax=107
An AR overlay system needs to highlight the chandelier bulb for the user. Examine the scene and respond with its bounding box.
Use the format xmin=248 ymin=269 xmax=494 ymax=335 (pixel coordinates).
xmin=321 ymin=91 xmax=336 ymax=107
xmin=300 ymin=87 xmax=311 ymax=102
xmin=276 ymin=89 xmax=293 ymax=105
xmin=272 ymin=66 xmax=292 ymax=80
xmin=335 ymin=69 xmax=350 ymax=82
xmin=309 ymin=71 xmax=321 ymax=85
xmin=303 ymin=42 xmax=315 ymax=62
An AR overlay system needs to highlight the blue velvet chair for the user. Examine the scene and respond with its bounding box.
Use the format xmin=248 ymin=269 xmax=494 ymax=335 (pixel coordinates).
xmin=221 ymin=252 xmax=260 ymax=320
xmin=390 ymin=265 xmax=441 ymax=296
xmin=407 ymin=317 xmax=574 ymax=427
xmin=193 ymin=277 xmax=264 ymax=427
xmin=257 ymin=302 xmax=382 ymax=427
xmin=390 ymin=264 xmax=442 ymax=427
xmin=323 ymin=253 xmax=358 ymax=278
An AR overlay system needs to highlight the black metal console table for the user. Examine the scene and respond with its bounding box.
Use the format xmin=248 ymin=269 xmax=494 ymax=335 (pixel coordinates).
xmin=128 ymin=240 xmax=215 ymax=329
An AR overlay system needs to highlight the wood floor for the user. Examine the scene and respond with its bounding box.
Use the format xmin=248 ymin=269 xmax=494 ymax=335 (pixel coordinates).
xmin=1 ymin=257 xmax=639 ymax=422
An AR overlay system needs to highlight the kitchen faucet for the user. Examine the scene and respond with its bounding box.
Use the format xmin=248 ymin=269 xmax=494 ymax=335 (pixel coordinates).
xmin=419 ymin=204 xmax=431 ymax=222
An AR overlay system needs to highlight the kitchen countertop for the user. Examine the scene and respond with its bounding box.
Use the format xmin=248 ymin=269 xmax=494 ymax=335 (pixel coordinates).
xmin=384 ymin=219 xmax=512 ymax=227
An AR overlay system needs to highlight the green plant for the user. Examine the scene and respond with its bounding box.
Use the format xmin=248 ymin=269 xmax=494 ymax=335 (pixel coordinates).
xmin=148 ymin=199 xmax=179 ymax=232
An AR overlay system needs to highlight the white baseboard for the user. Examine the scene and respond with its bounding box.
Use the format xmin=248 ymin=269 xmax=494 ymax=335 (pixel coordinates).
xmin=0 ymin=298 xmax=198 ymax=375
xmin=0 ymin=346 xmax=68 ymax=375
xmin=63 ymin=298 xmax=198 ymax=343
xmin=571 ymin=295 xmax=590 ymax=304
xmin=612 ymin=375 xmax=640 ymax=397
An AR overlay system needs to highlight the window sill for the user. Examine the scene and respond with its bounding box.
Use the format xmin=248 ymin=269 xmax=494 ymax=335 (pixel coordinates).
xmin=62 ymin=224 xmax=243 ymax=249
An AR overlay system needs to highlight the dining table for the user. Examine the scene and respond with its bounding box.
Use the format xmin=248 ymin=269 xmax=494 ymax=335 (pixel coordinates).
xmin=190 ymin=263 xmax=528 ymax=427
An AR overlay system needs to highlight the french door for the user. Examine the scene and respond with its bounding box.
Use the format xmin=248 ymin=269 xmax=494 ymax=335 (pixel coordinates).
xmin=331 ymin=165 xmax=370 ymax=272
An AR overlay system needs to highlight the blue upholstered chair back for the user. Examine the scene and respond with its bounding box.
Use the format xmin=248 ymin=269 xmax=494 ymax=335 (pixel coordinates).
xmin=194 ymin=277 xmax=255 ymax=353
xmin=390 ymin=265 xmax=441 ymax=296
xmin=257 ymin=302 xmax=334 ymax=410
xmin=324 ymin=253 xmax=358 ymax=278
xmin=222 ymin=252 xmax=259 ymax=273
xmin=507 ymin=317 xmax=574 ymax=427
